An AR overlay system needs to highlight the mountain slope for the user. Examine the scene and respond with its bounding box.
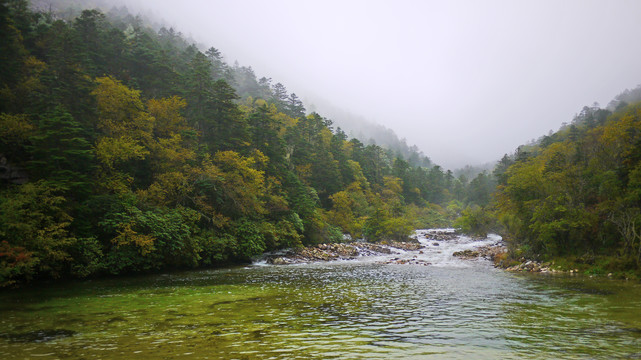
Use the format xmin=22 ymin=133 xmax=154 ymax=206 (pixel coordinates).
xmin=0 ymin=0 xmax=475 ymax=286
xmin=490 ymin=89 xmax=641 ymax=276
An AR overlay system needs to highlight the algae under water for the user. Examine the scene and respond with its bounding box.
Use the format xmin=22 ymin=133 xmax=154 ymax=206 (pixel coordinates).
xmin=0 ymin=232 xmax=640 ymax=359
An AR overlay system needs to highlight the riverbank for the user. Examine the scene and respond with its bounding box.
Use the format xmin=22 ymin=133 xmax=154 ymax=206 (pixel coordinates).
xmin=463 ymin=243 xmax=641 ymax=281
xmin=452 ymin=243 xmax=613 ymax=276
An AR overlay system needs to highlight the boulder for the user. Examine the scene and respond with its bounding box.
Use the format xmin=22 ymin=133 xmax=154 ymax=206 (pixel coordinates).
xmin=268 ymin=257 xmax=288 ymax=265
xmin=452 ymin=249 xmax=480 ymax=259
xmin=388 ymin=241 xmax=422 ymax=251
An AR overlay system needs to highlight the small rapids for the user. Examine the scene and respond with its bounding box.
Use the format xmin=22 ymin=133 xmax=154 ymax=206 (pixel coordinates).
xmin=255 ymin=229 xmax=503 ymax=268
xmin=414 ymin=229 xmax=502 ymax=267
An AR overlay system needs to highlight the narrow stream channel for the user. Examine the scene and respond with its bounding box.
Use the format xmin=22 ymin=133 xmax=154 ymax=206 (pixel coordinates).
xmin=1 ymin=230 xmax=640 ymax=359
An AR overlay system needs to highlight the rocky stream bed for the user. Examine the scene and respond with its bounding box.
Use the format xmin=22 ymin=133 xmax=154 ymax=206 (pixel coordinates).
xmin=261 ymin=229 xmax=567 ymax=274
xmin=262 ymin=230 xmax=487 ymax=266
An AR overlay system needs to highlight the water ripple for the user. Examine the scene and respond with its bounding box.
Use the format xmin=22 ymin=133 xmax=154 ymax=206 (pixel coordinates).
xmin=0 ymin=233 xmax=640 ymax=359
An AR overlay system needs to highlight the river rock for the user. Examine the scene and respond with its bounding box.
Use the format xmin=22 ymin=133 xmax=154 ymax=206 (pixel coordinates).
xmin=295 ymin=247 xmax=339 ymax=261
xmin=423 ymin=230 xmax=459 ymax=241
xmin=267 ymin=257 xmax=288 ymax=265
xmin=504 ymin=259 xmax=551 ymax=273
xmin=353 ymin=242 xmax=392 ymax=255
xmin=452 ymin=249 xmax=480 ymax=259
xmin=381 ymin=258 xmax=431 ymax=266
xmin=388 ymin=241 xmax=423 ymax=251
xmin=317 ymin=243 xmax=359 ymax=257
xmin=476 ymin=244 xmax=507 ymax=262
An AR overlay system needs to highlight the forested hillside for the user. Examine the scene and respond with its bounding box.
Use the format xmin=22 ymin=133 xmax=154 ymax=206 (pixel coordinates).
xmin=0 ymin=1 xmax=493 ymax=286
xmin=480 ymin=95 xmax=641 ymax=276
xmin=300 ymin=101 xmax=434 ymax=168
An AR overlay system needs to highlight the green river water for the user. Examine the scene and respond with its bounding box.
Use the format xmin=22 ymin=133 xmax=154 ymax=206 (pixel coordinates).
xmin=1 ymin=233 xmax=640 ymax=359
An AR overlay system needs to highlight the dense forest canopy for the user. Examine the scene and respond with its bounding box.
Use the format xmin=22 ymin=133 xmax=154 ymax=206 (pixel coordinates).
xmin=453 ymin=86 xmax=641 ymax=277
xmin=0 ymin=0 xmax=495 ymax=286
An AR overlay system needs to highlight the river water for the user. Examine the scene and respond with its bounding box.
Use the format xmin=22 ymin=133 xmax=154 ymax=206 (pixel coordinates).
xmin=1 ymin=231 xmax=640 ymax=359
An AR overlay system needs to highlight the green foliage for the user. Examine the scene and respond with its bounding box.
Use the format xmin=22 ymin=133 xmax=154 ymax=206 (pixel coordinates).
xmin=454 ymin=206 xmax=494 ymax=238
xmin=0 ymin=240 xmax=36 ymax=287
xmin=66 ymin=236 xmax=103 ymax=277
xmin=193 ymin=232 xmax=237 ymax=265
xmin=27 ymin=106 xmax=95 ymax=195
xmin=363 ymin=206 xmax=414 ymax=242
xmin=407 ymin=203 xmax=452 ymax=229
xmin=99 ymin=202 xmax=202 ymax=273
xmin=233 ymin=218 xmax=266 ymax=260
xmin=261 ymin=219 xmax=304 ymax=249
xmin=0 ymin=181 xmax=77 ymax=282
xmin=494 ymin=100 xmax=641 ymax=271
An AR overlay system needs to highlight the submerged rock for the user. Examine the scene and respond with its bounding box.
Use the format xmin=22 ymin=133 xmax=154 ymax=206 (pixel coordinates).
xmin=2 ymin=329 xmax=77 ymax=343
xmin=381 ymin=258 xmax=431 ymax=266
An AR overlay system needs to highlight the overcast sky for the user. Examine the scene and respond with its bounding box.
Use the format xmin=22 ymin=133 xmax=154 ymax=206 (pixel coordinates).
xmin=129 ymin=0 xmax=641 ymax=169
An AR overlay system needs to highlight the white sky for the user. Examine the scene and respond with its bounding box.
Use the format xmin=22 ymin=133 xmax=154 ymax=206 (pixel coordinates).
xmin=130 ymin=0 xmax=641 ymax=169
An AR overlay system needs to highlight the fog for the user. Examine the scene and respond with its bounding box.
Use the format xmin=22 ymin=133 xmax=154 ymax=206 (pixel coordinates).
xmin=125 ymin=0 xmax=641 ymax=169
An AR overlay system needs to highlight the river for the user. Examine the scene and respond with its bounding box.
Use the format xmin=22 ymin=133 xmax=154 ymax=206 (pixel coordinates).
xmin=1 ymin=231 xmax=640 ymax=359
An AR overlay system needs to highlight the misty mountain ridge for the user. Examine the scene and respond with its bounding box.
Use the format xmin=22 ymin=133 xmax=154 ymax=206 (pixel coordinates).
xmin=302 ymin=96 xmax=433 ymax=168
xmin=30 ymin=0 xmax=436 ymax=170
xmin=27 ymin=0 xmax=641 ymax=174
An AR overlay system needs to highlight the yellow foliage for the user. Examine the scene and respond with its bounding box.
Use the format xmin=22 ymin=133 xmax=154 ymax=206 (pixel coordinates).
xmin=192 ymin=151 xmax=268 ymax=219
xmin=383 ymin=176 xmax=403 ymax=195
xmin=92 ymin=76 xmax=154 ymax=138
xmin=214 ymin=150 xmax=259 ymax=174
xmin=149 ymin=134 xmax=196 ymax=173
xmin=600 ymin=110 xmax=641 ymax=162
xmin=112 ymin=222 xmax=156 ymax=255
xmin=319 ymin=127 xmax=333 ymax=147
xmin=139 ymin=171 xmax=192 ymax=206
xmin=211 ymin=212 xmax=231 ymax=229
xmin=342 ymin=140 xmax=354 ymax=157
xmin=1 ymin=56 xmax=47 ymax=110
xmin=250 ymin=149 xmax=269 ymax=168
xmin=296 ymin=164 xmax=312 ymax=184
xmin=212 ymin=150 xmax=267 ymax=215
xmin=0 ymin=113 xmax=34 ymax=142
xmin=347 ymin=160 xmax=368 ymax=187
xmin=326 ymin=181 xmax=373 ymax=237
xmin=95 ymin=136 xmax=149 ymax=168
xmin=238 ymin=97 xmax=256 ymax=113
xmin=14 ymin=56 xmax=47 ymax=99
xmin=147 ymin=96 xmax=188 ymax=138
xmin=94 ymin=172 xmax=134 ymax=194
xmin=35 ymin=220 xmax=74 ymax=265
xmin=270 ymin=109 xmax=297 ymax=136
